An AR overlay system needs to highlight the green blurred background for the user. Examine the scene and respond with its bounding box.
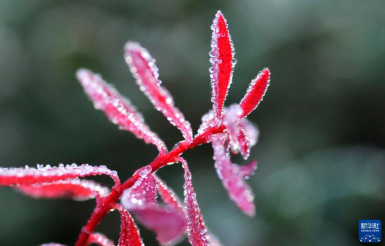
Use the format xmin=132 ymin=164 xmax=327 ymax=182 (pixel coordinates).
xmin=0 ymin=0 xmax=384 ymax=245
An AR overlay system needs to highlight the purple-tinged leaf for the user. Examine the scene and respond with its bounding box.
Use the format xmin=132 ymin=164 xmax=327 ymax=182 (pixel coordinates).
xmin=154 ymin=174 xmax=185 ymax=214
xmin=180 ymin=157 xmax=208 ymax=246
xmin=223 ymin=104 xmax=243 ymax=154
xmin=77 ymin=69 xmax=167 ymax=154
xmin=130 ymin=206 xmax=186 ymax=246
xmin=122 ymin=166 xmax=157 ymax=207
xmin=0 ymin=164 xmax=119 ymax=187
xmin=16 ymin=179 xmax=109 ymax=201
xmin=237 ymin=127 xmax=251 ymax=159
xmin=210 ymin=11 xmax=236 ymax=120
xmin=125 ymin=42 xmax=193 ymax=142
xmin=234 ymin=161 xmax=258 ymax=179
xmin=122 ymin=168 xmax=187 ymax=245
xmin=115 ymin=204 xmax=144 ymax=246
xmin=222 ymin=104 xmax=252 ymax=159
xmin=87 ymin=233 xmax=114 ymax=246
xmin=211 ymin=134 xmax=255 ymax=216
xmin=239 ymin=118 xmax=259 ymax=147
xmin=239 ymin=68 xmax=270 ymax=118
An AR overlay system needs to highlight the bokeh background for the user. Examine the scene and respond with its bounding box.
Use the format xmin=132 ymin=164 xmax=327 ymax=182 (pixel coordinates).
xmin=0 ymin=0 xmax=384 ymax=245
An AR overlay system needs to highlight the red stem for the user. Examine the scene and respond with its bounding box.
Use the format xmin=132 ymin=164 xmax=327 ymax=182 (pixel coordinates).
xmin=74 ymin=125 xmax=225 ymax=246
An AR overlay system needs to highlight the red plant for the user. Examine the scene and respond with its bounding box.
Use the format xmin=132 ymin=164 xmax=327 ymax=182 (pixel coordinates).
xmin=0 ymin=11 xmax=270 ymax=246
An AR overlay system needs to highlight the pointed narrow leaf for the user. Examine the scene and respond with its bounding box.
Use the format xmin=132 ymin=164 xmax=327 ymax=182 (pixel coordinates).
xmin=122 ymin=169 xmax=186 ymax=245
xmin=125 ymin=42 xmax=193 ymax=142
xmin=239 ymin=68 xmax=270 ymax=118
xmin=154 ymin=174 xmax=185 ymax=214
xmin=115 ymin=204 xmax=144 ymax=246
xmin=180 ymin=157 xmax=208 ymax=246
xmin=0 ymin=164 xmax=119 ymax=187
xmin=87 ymin=233 xmax=114 ymax=246
xmin=77 ymin=69 xmax=167 ymax=154
xmin=210 ymin=11 xmax=235 ymax=120
xmin=212 ymin=134 xmax=255 ymax=216
xmin=16 ymin=179 xmax=109 ymax=201
xmin=236 ymin=127 xmax=250 ymax=159
xmin=239 ymin=118 xmax=259 ymax=147
xmin=234 ymin=161 xmax=258 ymax=179
xmin=223 ymin=104 xmax=246 ymax=158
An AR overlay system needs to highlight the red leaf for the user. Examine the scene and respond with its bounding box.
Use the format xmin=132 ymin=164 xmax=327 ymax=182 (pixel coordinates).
xmin=115 ymin=204 xmax=144 ymax=246
xmin=239 ymin=118 xmax=259 ymax=147
xmin=212 ymin=134 xmax=255 ymax=216
xmin=16 ymin=179 xmax=109 ymax=201
xmin=130 ymin=206 xmax=186 ymax=246
xmin=122 ymin=166 xmax=157 ymax=207
xmin=180 ymin=157 xmax=208 ymax=246
xmin=122 ymin=167 xmax=187 ymax=245
xmin=237 ymin=127 xmax=251 ymax=159
xmin=239 ymin=68 xmax=270 ymax=118
xmin=223 ymin=105 xmax=249 ymax=158
xmin=234 ymin=161 xmax=258 ymax=179
xmin=154 ymin=174 xmax=185 ymax=214
xmin=125 ymin=42 xmax=193 ymax=142
xmin=210 ymin=11 xmax=235 ymax=120
xmin=76 ymin=69 xmax=167 ymax=154
xmin=87 ymin=233 xmax=114 ymax=246
xmin=0 ymin=164 xmax=119 ymax=187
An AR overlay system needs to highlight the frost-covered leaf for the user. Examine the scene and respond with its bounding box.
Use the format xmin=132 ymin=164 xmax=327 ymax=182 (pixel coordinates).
xmin=239 ymin=68 xmax=270 ymax=118
xmin=239 ymin=118 xmax=259 ymax=147
xmin=180 ymin=157 xmax=208 ymax=246
xmin=87 ymin=233 xmax=114 ymax=246
xmin=154 ymin=174 xmax=185 ymax=214
xmin=211 ymin=134 xmax=255 ymax=216
xmin=115 ymin=204 xmax=144 ymax=246
xmin=16 ymin=179 xmax=109 ymax=201
xmin=122 ymin=167 xmax=187 ymax=245
xmin=0 ymin=164 xmax=119 ymax=187
xmin=196 ymin=109 xmax=218 ymax=138
xmin=210 ymin=11 xmax=236 ymax=120
xmin=77 ymin=69 xmax=167 ymax=154
xmin=125 ymin=42 xmax=193 ymax=142
xmin=234 ymin=161 xmax=257 ymax=179
xmin=122 ymin=166 xmax=157 ymax=207
xmin=130 ymin=206 xmax=186 ymax=246
xmin=236 ymin=127 xmax=251 ymax=159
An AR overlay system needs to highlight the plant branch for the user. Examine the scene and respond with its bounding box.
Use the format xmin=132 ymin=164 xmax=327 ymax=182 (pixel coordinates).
xmin=74 ymin=125 xmax=226 ymax=246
